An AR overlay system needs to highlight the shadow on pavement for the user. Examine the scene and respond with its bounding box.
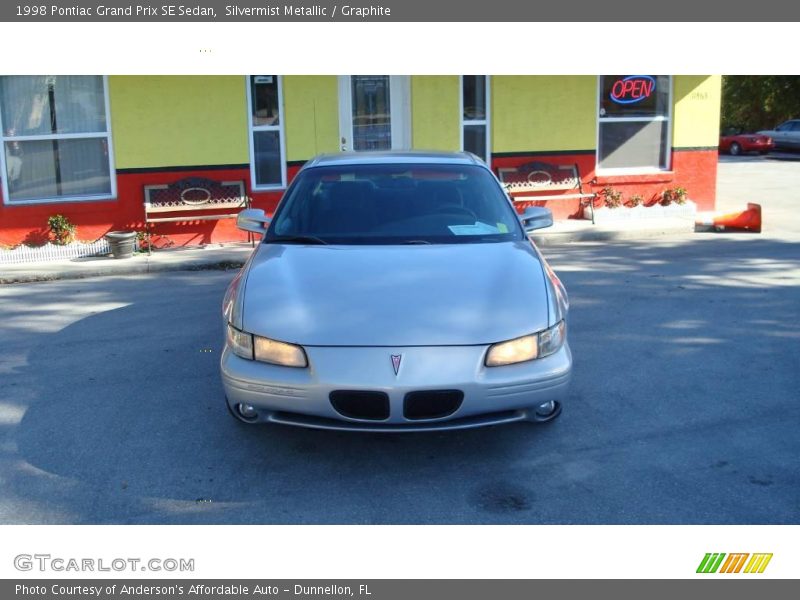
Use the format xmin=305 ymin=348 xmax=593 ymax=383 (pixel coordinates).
xmin=2 ymin=235 xmax=799 ymax=524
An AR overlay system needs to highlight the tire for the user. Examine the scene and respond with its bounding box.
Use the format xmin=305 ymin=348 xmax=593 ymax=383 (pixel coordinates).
xmin=729 ymin=142 xmax=742 ymax=156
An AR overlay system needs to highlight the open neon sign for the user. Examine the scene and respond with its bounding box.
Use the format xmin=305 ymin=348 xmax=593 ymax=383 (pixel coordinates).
xmin=610 ymin=75 xmax=655 ymax=105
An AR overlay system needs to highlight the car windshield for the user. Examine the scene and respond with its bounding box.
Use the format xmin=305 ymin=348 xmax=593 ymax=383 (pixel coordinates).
xmin=265 ymin=163 xmax=525 ymax=245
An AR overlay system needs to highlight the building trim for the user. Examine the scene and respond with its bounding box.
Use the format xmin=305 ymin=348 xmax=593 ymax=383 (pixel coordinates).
xmin=673 ymin=145 xmax=718 ymax=152
xmin=492 ymin=149 xmax=595 ymax=158
xmin=116 ymin=163 xmax=250 ymax=175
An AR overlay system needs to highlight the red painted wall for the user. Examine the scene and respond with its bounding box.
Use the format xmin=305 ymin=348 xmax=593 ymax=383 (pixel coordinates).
xmin=0 ymin=151 xmax=716 ymax=248
xmin=0 ymin=165 xmax=301 ymax=248
xmin=492 ymin=148 xmax=718 ymax=220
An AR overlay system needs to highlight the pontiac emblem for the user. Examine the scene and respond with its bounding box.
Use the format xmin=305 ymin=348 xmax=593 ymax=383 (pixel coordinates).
xmin=391 ymin=354 xmax=402 ymax=376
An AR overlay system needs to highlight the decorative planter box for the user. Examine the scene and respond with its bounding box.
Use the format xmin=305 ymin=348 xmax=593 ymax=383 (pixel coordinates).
xmin=0 ymin=240 xmax=110 ymax=265
xmin=584 ymin=200 xmax=697 ymax=222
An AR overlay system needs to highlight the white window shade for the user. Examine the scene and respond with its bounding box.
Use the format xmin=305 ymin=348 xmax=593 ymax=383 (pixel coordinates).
xmin=597 ymin=75 xmax=672 ymax=171
xmin=247 ymin=75 xmax=286 ymax=190
xmin=461 ymin=75 xmax=490 ymax=164
xmin=0 ymin=75 xmax=114 ymax=204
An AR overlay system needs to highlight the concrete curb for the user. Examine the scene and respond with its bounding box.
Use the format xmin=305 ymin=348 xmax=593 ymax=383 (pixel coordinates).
xmin=1 ymin=250 xmax=250 ymax=285
xmin=2 ymin=222 xmax=695 ymax=284
xmin=531 ymin=219 xmax=694 ymax=246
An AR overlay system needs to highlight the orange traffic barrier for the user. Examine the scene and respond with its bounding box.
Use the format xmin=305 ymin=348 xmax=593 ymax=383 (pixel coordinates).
xmin=696 ymin=202 xmax=761 ymax=233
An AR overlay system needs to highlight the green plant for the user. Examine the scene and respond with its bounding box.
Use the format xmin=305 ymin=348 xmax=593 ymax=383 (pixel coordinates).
xmin=135 ymin=231 xmax=149 ymax=253
xmin=47 ymin=214 xmax=76 ymax=245
xmin=627 ymin=194 xmax=644 ymax=208
xmin=661 ymin=187 xmax=688 ymax=206
xmin=600 ymin=186 xmax=623 ymax=209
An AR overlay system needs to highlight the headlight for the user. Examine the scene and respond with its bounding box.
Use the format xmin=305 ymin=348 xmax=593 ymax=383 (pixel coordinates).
xmin=226 ymin=324 xmax=308 ymax=368
xmin=254 ymin=335 xmax=308 ymax=368
xmin=485 ymin=320 xmax=565 ymax=367
xmin=226 ymin=323 xmax=253 ymax=360
xmin=538 ymin=320 xmax=566 ymax=358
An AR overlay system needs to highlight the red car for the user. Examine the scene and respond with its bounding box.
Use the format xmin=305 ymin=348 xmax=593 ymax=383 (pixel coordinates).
xmin=719 ymin=127 xmax=774 ymax=155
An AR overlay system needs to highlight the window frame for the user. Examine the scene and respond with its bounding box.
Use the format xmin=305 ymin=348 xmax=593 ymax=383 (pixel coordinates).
xmin=460 ymin=75 xmax=491 ymax=164
xmin=595 ymin=75 xmax=673 ymax=175
xmin=246 ymin=75 xmax=287 ymax=191
xmin=0 ymin=75 xmax=117 ymax=206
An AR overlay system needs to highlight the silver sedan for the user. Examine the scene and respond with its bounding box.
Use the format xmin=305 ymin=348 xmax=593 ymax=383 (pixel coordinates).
xmin=221 ymin=151 xmax=571 ymax=432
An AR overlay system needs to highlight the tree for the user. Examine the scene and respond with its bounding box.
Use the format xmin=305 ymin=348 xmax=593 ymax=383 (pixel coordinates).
xmin=721 ymin=76 xmax=800 ymax=132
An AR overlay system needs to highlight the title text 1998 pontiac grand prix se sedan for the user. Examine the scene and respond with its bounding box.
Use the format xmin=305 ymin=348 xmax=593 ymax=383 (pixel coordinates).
xmin=221 ymin=151 xmax=571 ymax=432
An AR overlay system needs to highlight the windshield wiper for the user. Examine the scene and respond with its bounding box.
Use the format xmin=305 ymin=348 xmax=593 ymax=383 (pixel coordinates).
xmin=267 ymin=235 xmax=329 ymax=245
xmin=401 ymin=240 xmax=432 ymax=245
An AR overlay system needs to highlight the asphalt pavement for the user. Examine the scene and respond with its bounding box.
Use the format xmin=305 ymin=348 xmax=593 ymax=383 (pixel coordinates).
xmin=0 ymin=159 xmax=798 ymax=524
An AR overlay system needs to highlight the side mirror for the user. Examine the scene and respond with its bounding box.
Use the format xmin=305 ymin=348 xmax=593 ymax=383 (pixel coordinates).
xmin=521 ymin=206 xmax=553 ymax=232
xmin=237 ymin=208 xmax=271 ymax=234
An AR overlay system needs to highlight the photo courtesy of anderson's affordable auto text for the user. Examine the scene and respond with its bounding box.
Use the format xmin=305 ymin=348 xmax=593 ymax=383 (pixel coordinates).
xmin=0 ymin=0 xmax=799 ymax=595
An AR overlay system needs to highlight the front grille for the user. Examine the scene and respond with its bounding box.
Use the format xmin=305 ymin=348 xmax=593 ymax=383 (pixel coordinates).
xmin=403 ymin=390 xmax=464 ymax=420
xmin=329 ymin=390 xmax=390 ymax=421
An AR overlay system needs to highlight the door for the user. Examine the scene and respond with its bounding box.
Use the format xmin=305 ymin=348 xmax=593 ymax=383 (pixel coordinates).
xmin=788 ymin=121 xmax=800 ymax=148
xmin=771 ymin=122 xmax=789 ymax=146
xmin=338 ymin=76 xmax=411 ymax=152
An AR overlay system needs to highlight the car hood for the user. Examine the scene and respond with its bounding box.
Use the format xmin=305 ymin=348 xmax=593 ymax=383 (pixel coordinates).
xmin=241 ymin=241 xmax=550 ymax=346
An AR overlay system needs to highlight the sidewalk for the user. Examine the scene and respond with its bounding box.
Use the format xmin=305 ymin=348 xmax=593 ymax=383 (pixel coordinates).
xmin=1 ymin=219 xmax=695 ymax=284
xmin=530 ymin=215 xmax=694 ymax=246
xmin=0 ymin=243 xmax=255 ymax=284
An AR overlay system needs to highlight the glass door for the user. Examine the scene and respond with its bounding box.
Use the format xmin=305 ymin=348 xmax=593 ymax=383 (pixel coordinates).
xmin=338 ymin=76 xmax=410 ymax=151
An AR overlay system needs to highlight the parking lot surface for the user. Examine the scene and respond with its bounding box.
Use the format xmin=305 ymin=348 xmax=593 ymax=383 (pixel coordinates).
xmin=0 ymin=158 xmax=798 ymax=524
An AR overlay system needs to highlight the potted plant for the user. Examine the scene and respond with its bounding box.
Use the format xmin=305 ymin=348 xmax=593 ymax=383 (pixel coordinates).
xmin=585 ymin=186 xmax=696 ymax=222
xmin=47 ymin=214 xmax=76 ymax=245
xmin=104 ymin=230 xmax=137 ymax=259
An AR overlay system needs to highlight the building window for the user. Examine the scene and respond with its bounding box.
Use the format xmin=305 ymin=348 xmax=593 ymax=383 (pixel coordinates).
xmin=247 ymin=75 xmax=286 ymax=189
xmin=0 ymin=75 xmax=115 ymax=204
xmin=461 ymin=75 xmax=490 ymax=163
xmin=597 ymin=75 xmax=671 ymax=171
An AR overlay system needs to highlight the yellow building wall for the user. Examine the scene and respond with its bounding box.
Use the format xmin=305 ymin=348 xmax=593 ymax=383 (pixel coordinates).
xmin=283 ymin=76 xmax=340 ymax=161
xmin=411 ymin=76 xmax=460 ymax=151
xmin=109 ymin=76 xmax=249 ymax=169
xmin=491 ymin=76 xmax=597 ymax=152
xmin=107 ymin=75 xmax=720 ymax=171
xmin=672 ymin=75 xmax=722 ymax=148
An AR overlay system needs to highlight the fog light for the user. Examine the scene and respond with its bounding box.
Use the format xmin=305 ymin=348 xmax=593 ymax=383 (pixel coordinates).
xmin=535 ymin=400 xmax=556 ymax=417
xmin=237 ymin=403 xmax=258 ymax=419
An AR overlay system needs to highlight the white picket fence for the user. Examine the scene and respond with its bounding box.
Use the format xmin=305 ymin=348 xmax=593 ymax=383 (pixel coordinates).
xmin=0 ymin=240 xmax=111 ymax=265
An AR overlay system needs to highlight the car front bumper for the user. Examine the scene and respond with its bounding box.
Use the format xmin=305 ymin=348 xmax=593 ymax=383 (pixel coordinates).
xmin=221 ymin=341 xmax=572 ymax=432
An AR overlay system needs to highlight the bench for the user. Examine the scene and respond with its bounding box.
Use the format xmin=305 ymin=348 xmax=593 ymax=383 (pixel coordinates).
xmin=143 ymin=177 xmax=253 ymax=253
xmin=497 ymin=161 xmax=597 ymax=224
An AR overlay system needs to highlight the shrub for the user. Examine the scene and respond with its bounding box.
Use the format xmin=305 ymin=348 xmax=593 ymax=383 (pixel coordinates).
xmin=47 ymin=214 xmax=76 ymax=245
xmin=627 ymin=194 xmax=644 ymax=208
xmin=600 ymin=186 xmax=623 ymax=209
xmin=661 ymin=187 xmax=688 ymax=206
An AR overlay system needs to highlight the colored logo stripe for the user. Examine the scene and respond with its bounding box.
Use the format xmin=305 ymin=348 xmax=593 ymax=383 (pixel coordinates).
xmin=744 ymin=553 xmax=773 ymax=573
xmin=697 ymin=553 xmax=773 ymax=574
xmin=720 ymin=553 xmax=749 ymax=573
xmin=697 ymin=553 xmax=726 ymax=573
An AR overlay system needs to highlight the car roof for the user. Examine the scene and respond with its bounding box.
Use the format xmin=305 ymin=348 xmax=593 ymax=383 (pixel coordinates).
xmin=303 ymin=151 xmax=487 ymax=169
